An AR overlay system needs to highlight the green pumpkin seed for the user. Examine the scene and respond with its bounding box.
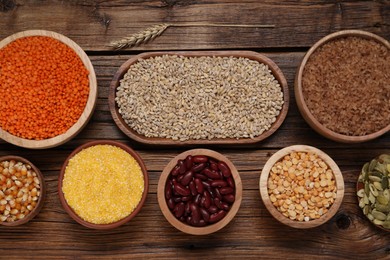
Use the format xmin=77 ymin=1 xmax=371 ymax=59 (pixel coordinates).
xmin=382 ymin=177 xmax=389 ymax=189
xmin=369 ymin=184 xmax=379 ymax=197
xmin=369 ymin=175 xmax=382 ymax=182
xmin=367 ymin=213 xmax=374 ymax=221
xmin=375 ymin=163 xmax=387 ymax=174
xmin=387 ymin=164 xmax=390 ymax=174
xmin=375 ymin=204 xmax=390 ymax=213
xmin=365 ymin=182 xmax=370 ymax=195
xmin=369 ymin=192 xmax=376 ymax=204
xmin=372 ymin=210 xmax=387 ymax=221
xmin=376 ymin=195 xmax=389 ymax=205
xmin=379 ymin=154 xmax=390 ymax=164
xmin=357 ymin=189 xmax=365 ymax=198
xmin=384 ymin=189 xmax=390 ymax=200
xmin=363 ymin=205 xmax=370 ymax=215
xmin=363 ymin=193 xmax=369 ymax=204
xmin=373 ymin=219 xmax=384 ymax=225
xmin=373 ymin=181 xmax=383 ymax=191
xmin=369 ymin=159 xmax=377 ymax=172
xmin=359 ymin=198 xmax=366 ymax=208
xmin=382 ymin=220 xmax=390 ymax=229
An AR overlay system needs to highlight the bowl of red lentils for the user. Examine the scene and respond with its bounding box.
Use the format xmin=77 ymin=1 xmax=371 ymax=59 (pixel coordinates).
xmin=0 ymin=30 xmax=97 ymax=149
xmin=295 ymin=30 xmax=390 ymax=143
xmin=0 ymin=156 xmax=46 ymax=226
xmin=58 ymin=140 xmax=148 ymax=229
xmin=259 ymin=145 xmax=344 ymax=228
xmin=157 ymin=149 xmax=242 ymax=235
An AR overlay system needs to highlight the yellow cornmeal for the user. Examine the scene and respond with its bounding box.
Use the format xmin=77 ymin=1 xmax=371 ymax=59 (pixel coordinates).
xmin=62 ymin=145 xmax=144 ymax=224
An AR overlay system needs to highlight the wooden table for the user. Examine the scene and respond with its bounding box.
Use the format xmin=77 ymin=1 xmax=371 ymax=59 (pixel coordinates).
xmin=1 ymin=1 xmax=389 ymax=258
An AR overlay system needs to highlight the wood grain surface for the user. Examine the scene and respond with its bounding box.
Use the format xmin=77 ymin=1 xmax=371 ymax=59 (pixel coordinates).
xmin=1 ymin=0 xmax=390 ymax=259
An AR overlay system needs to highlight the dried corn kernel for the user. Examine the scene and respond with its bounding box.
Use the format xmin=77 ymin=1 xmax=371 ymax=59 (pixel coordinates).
xmin=62 ymin=145 xmax=144 ymax=224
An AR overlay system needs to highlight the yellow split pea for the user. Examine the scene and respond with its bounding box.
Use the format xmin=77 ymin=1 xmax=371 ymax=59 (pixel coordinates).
xmin=62 ymin=145 xmax=144 ymax=224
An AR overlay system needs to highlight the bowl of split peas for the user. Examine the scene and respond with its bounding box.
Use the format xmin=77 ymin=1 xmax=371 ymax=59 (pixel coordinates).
xmin=0 ymin=30 xmax=97 ymax=149
xmin=259 ymin=145 xmax=344 ymax=228
xmin=157 ymin=149 xmax=242 ymax=235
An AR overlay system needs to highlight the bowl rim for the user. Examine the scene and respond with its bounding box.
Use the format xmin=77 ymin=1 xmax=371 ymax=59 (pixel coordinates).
xmin=0 ymin=30 xmax=98 ymax=149
xmin=0 ymin=155 xmax=46 ymax=226
xmin=259 ymin=145 xmax=344 ymax=229
xmin=109 ymin=50 xmax=289 ymax=145
xmin=58 ymin=140 xmax=149 ymax=230
xmin=294 ymin=29 xmax=390 ymax=143
xmin=157 ymin=148 xmax=243 ymax=235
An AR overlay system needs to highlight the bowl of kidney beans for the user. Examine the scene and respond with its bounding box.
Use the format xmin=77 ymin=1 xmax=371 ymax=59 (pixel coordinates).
xmin=157 ymin=149 xmax=242 ymax=235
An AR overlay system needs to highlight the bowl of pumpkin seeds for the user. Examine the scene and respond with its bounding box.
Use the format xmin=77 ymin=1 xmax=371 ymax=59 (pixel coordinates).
xmin=357 ymin=154 xmax=390 ymax=231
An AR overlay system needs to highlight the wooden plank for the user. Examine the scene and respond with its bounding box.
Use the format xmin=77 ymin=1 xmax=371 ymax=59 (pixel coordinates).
xmin=0 ymin=1 xmax=389 ymax=51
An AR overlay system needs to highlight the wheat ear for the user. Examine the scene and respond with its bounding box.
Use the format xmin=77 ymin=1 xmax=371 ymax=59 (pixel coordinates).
xmin=109 ymin=23 xmax=275 ymax=49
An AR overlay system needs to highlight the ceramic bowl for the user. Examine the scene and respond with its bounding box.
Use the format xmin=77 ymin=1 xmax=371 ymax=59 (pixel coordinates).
xmin=0 ymin=156 xmax=46 ymax=226
xmin=295 ymin=30 xmax=390 ymax=143
xmin=109 ymin=51 xmax=289 ymax=145
xmin=58 ymin=140 xmax=148 ymax=229
xmin=0 ymin=30 xmax=97 ymax=149
xmin=259 ymin=145 xmax=344 ymax=228
xmin=157 ymin=149 xmax=242 ymax=235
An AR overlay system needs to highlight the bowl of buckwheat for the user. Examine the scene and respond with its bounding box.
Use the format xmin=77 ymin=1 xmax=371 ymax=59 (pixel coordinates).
xmin=259 ymin=145 xmax=344 ymax=228
xmin=109 ymin=51 xmax=289 ymax=145
xmin=0 ymin=156 xmax=46 ymax=226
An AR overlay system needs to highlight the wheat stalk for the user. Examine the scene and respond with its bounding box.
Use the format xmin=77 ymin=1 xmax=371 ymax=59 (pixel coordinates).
xmin=109 ymin=23 xmax=275 ymax=49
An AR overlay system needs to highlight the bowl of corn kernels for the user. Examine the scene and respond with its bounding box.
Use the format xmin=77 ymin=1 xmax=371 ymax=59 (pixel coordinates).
xmin=0 ymin=156 xmax=46 ymax=226
xmin=259 ymin=145 xmax=344 ymax=228
xmin=58 ymin=140 xmax=148 ymax=229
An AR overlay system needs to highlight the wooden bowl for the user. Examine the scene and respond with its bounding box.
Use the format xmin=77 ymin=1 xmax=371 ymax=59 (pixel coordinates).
xmin=0 ymin=30 xmax=97 ymax=149
xmin=58 ymin=140 xmax=148 ymax=229
xmin=295 ymin=30 xmax=390 ymax=143
xmin=259 ymin=145 xmax=344 ymax=228
xmin=0 ymin=156 xmax=46 ymax=226
xmin=109 ymin=51 xmax=289 ymax=145
xmin=157 ymin=149 xmax=242 ymax=235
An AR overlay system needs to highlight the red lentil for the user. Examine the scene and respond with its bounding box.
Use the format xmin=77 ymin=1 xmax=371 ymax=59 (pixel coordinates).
xmin=0 ymin=36 xmax=89 ymax=140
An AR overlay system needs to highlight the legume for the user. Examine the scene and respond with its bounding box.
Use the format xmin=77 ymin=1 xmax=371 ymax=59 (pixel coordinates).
xmin=267 ymin=152 xmax=337 ymax=221
xmin=116 ymin=55 xmax=284 ymax=141
xmin=62 ymin=145 xmax=144 ymax=224
xmin=0 ymin=36 xmax=90 ymax=140
xmin=0 ymin=159 xmax=41 ymax=223
xmin=166 ymin=155 xmax=235 ymax=226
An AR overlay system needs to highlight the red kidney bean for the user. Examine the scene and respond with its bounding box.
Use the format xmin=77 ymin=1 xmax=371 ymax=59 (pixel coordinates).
xmin=219 ymin=187 xmax=234 ymax=195
xmin=222 ymin=202 xmax=230 ymax=211
xmin=172 ymin=196 xmax=182 ymax=203
xmin=227 ymin=176 xmax=235 ymax=188
xmin=174 ymin=183 xmax=190 ymax=196
xmin=193 ymin=155 xmax=208 ymax=163
xmin=223 ymin=194 xmax=235 ymax=204
xmin=196 ymin=219 xmax=206 ymax=227
xmin=202 ymin=168 xmax=221 ymax=179
xmin=214 ymin=197 xmax=223 ymax=210
xmin=194 ymin=193 xmax=201 ymax=205
xmin=218 ymin=161 xmax=231 ymax=177
xmin=213 ymin=187 xmax=222 ymax=200
xmin=177 ymin=174 xmax=184 ymax=183
xmin=189 ymin=181 xmax=197 ymax=196
xmin=201 ymin=180 xmax=211 ymax=189
xmin=203 ymin=190 xmax=211 ymax=208
xmin=200 ymin=208 xmax=210 ymax=222
xmin=194 ymin=178 xmax=204 ymax=194
xmin=210 ymin=161 xmax=219 ymax=171
xmin=185 ymin=200 xmax=191 ymax=212
xmin=178 ymin=160 xmax=186 ymax=175
xmin=179 ymin=216 xmax=185 ymax=222
xmin=173 ymin=202 xmax=185 ymax=218
xmin=171 ymin=165 xmax=180 ymax=176
xmin=181 ymin=196 xmax=191 ymax=202
xmin=194 ymin=173 xmax=207 ymax=180
xmin=186 ymin=216 xmax=192 ymax=225
xmin=192 ymin=162 xmax=206 ymax=172
xmin=165 ymin=180 xmax=173 ymax=199
xmin=211 ymin=180 xmax=227 ymax=187
xmin=208 ymin=205 xmax=218 ymax=214
xmin=190 ymin=203 xmax=201 ymax=224
xmin=167 ymin=198 xmax=175 ymax=210
xmin=185 ymin=155 xmax=193 ymax=170
xmin=209 ymin=210 xmax=226 ymax=223
xmin=180 ymin=170 xmax=193 ymax=186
